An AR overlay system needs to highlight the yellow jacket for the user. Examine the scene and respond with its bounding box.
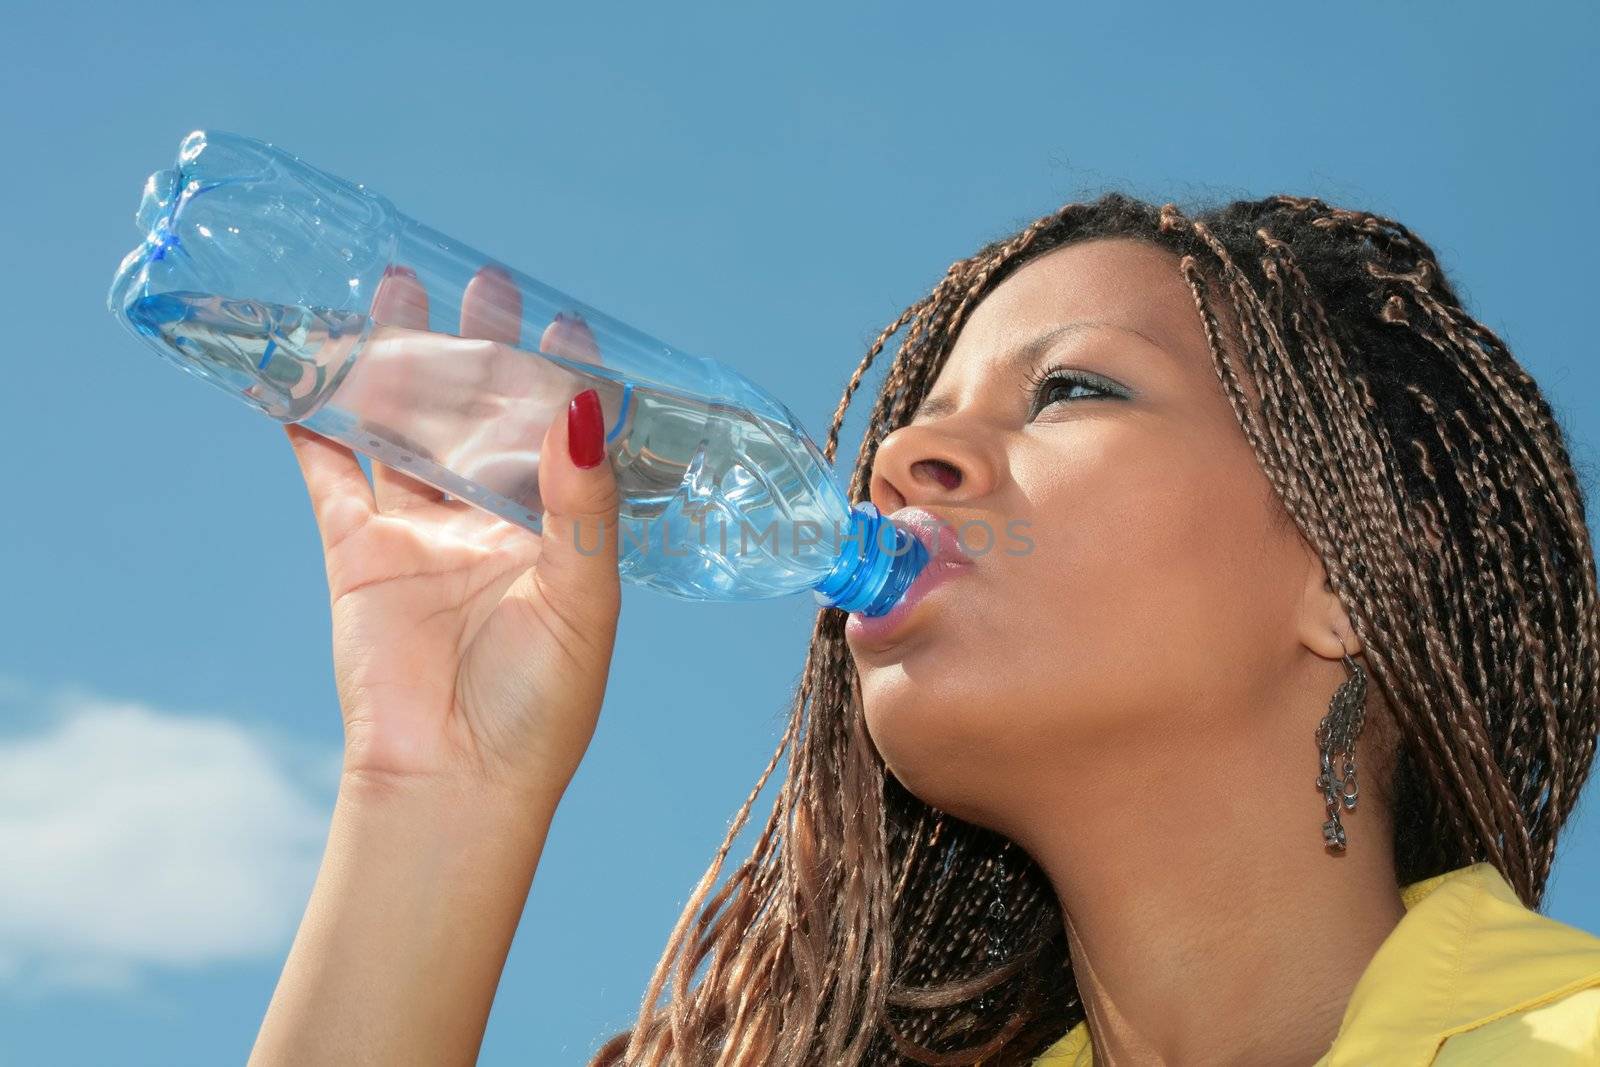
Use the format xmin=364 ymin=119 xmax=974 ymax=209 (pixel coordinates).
xmin=1031 ymin=862 xmax=1600 ymax=1065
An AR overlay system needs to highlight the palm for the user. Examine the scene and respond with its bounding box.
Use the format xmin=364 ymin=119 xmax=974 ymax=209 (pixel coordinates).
xmin=322 ymin=496 xmax=543 ymax=784
xmin=286 ymin=265 xmax=616 ymax=799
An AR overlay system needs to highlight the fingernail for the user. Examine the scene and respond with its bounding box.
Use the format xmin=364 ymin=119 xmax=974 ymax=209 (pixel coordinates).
xmin=383 ymin=264 xmax=416 ymax=279
xmin=568 ymin=388 xmax=605 ymax=469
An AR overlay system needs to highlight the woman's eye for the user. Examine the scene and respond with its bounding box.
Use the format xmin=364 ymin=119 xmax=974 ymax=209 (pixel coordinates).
xmin=1029 ymin=371 xmax=1116 ymax=417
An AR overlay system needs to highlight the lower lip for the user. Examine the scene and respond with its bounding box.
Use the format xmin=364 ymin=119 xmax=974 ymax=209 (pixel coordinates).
xmin=845 ymin=560 xmax=971 ymax=646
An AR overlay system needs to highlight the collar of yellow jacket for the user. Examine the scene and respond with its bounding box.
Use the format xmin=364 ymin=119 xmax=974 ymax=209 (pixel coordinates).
xmin=1032 ymin=861 xmax=1600 ymax=1066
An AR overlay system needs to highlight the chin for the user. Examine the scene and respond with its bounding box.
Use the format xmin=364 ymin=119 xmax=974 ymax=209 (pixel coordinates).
xmin=858 ymin=660 xmax=1004 ymax=816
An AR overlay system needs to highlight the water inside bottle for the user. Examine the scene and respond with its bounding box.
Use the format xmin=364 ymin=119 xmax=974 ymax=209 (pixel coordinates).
xmin=127 ymin=290 xmax=854 ymax=600
xmin=127 ymin=290 xmax=368 ymax=418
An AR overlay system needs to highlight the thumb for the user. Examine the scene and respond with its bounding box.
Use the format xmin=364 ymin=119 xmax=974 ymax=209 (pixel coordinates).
xmin=526 ymin=387 xmax=622 ymax=622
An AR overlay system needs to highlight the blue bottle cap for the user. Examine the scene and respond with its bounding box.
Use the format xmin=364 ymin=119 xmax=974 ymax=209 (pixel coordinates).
xmin=812 ymin=501 xmax=930 ymax=617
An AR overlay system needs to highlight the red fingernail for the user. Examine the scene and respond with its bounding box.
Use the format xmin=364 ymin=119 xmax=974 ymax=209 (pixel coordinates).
xmin=568 ymin=388 xmax=605 ymax=469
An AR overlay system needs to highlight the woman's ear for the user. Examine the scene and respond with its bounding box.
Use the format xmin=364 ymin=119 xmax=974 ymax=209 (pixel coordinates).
xmin=1298 ymin=550 xmax=1364 ymax=662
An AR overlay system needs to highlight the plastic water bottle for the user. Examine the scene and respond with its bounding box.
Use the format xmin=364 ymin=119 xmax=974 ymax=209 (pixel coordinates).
xmin=107 ymin=130 xmax=927 ymax=616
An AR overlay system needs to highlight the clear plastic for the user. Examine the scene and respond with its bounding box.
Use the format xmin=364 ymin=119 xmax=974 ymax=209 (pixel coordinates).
xmin=107 ymin=129 xmax=927 ymax=615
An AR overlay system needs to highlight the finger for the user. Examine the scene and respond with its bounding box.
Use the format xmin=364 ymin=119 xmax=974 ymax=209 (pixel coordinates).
xmin=537 ymin=310 xmax=603 ymax=367
xmin=368 ymin=266 xmax=449 ymax=512
xmin=285 ymin=422 xmax=376 ymax=556
xmin=511 ymin=387 xmax=621 ymax=637
xmin=460 ymin=264 xmax=523 ymax=344
xmin=462 ymin=267 xmax=546 ymax=513
xmin=514 ymin=313 xmax=603 ymax=507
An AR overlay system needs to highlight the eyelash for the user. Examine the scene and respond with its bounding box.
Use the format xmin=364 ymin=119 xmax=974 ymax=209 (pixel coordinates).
xmin=1021 ymin=364 xmax=1120 ymax=417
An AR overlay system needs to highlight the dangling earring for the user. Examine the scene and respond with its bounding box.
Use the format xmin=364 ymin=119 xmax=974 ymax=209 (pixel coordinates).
xmin=1315 ymin=649 xmax=1368 ymax=851
xmin=976 ymin=840 xmax=1015 ymax=1015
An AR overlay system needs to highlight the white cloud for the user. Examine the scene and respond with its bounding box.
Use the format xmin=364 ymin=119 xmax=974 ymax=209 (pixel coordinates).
xmin=0 ymin=682 xmax=338 ymax=994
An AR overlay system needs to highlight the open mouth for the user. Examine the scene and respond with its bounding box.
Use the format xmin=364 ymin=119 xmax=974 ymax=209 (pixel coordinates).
xmin=844 ymin=508 xmax=976 ymax=647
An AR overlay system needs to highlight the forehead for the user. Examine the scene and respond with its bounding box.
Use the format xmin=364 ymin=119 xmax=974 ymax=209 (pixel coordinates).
xmin=942 ymin=236 xmax=1207 ymax=372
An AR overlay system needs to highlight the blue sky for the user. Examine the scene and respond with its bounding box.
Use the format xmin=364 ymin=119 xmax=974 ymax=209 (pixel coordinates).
xmin=2 ymin=1 xmax=1597 ymax=1063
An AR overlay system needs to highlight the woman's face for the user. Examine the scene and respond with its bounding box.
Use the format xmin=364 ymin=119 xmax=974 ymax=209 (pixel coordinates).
xmin=847 ymin=236 xmax=1334 ymax=831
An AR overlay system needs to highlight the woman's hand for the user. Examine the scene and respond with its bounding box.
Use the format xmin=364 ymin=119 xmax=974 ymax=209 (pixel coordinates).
xmin=250 ymin=267 xmax=621 ymax=1067
xmin=285 ymin=264 xmax=622 ymax=807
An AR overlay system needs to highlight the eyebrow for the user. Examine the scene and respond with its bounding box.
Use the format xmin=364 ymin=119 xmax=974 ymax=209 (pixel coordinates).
xmin=908 ymin=320 xmax=1166 ymax=423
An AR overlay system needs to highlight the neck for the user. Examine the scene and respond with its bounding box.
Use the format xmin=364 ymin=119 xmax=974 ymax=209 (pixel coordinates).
xmin=1005 ymin=715 xmax=1405 ymax=1066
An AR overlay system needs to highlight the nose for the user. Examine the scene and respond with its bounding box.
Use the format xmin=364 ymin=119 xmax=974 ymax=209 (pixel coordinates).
xmin=867 ymin=419 xmax=996 ymax=515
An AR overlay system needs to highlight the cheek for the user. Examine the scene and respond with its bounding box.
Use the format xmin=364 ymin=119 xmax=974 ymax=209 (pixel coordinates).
xmin=986 ymin=435 xmax=1294 ymax=736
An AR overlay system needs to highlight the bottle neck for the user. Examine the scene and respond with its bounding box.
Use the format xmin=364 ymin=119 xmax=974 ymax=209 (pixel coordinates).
xmin=812 ymin=502 xmax=929 ymax=617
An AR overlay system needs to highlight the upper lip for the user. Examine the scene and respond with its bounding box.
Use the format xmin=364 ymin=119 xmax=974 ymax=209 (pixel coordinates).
xmin=888 ymin=506 xmax=976 ymax=569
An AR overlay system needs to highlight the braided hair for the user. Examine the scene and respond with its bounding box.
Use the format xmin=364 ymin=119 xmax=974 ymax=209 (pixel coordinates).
xmin=590 ymin=192 xmax=1599 ymax=1066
